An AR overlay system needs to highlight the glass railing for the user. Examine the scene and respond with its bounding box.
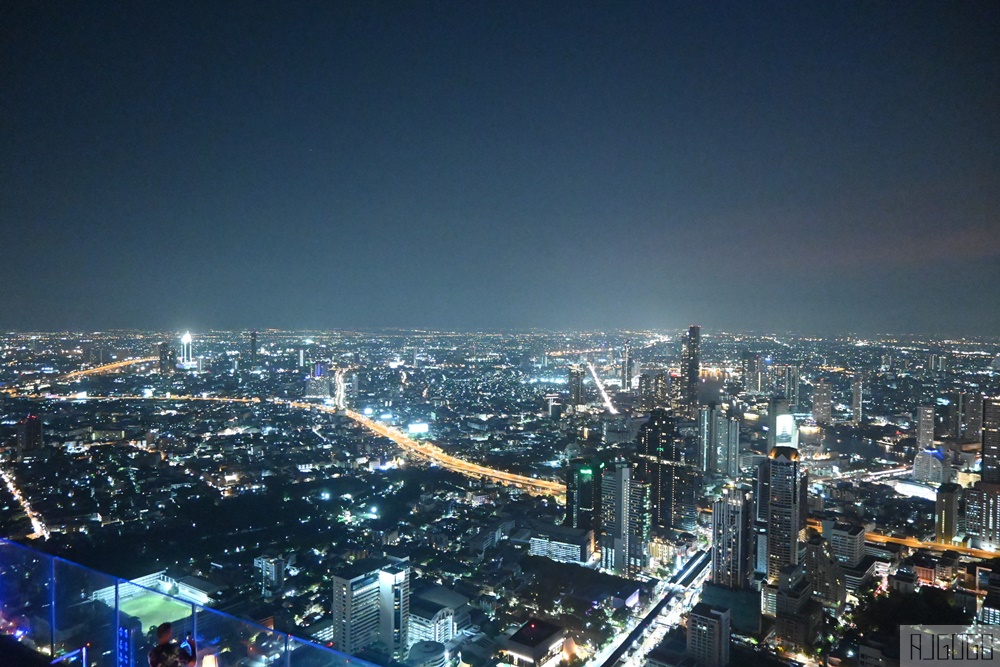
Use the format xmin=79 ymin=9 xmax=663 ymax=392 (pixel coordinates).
xmin=0 ymin=539 xmax=378 ymax=667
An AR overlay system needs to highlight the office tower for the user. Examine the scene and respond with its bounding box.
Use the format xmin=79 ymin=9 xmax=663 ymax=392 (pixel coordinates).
xmin=754 ymin=460 xmax=770 ymax=523
xmin=379 ymin=564 xmax=410 ymax=660
xmin=180 ymin=331 xmax=193 ymax=365
xmin=298 ymin=348 xmax=306 ymax=368
xmin=917 ymin=404 xmax=936 ymax=450
xmin=851 ymin=376 xmax=863 ymax=425
xmin=331 ymin=561 xmax=383 ymax=655
xmin=812 ymin=380 xmax=832 ymax=424
xmin=984 ymin=398 xmax=1000 ymax=484
xmin=158 ymin=342 xmax=175 ymax=374
xmin=687 ymin=603 xmax=731 ymax=667
xmin=803 ymin=536 xmax=846 ymax=611
xmin=680 ymin=326 xmax=701 ymax=418
xmin=935 ymin=483 xmax=961 ymax=545
xmin=967 ymin=482 xmax=1000 ymax=549
xmin=600 ymin=461 xmax=651 ymax=576
xmin=568 ymin=366 xmax=585 ymax=406
xmin=773 ymin=365 xmax=800 ymax=408
xmin=16 ymin=415 xmax=43 ymax=458
xmin=621 ymin=340 xmax=632 ymax=392
xmin=827 ymin=522 xmax=865 ymax=569
xmin=766 ymin=447 xmax=805 ymax=583
xmin=250 ymin=330 xmax=258 ymax=367
xmin=774 ymin=565 xmax=822 ymax=652
xmin=638 ymin=409 xmax=699 ymax=530
xmin=700 ymin=404 xmax=740 ymax=477
xmin=654 ymin=371 xmax=670 ymax=407
xmin=948 ymin=392 xmax=983 ymax=442
xmin=637 ymin=373 xmax=654 ymax=411
xmin=565 ymin=458 xmax=603 ymax=532
xmin=767 ymin=397 xmax=798 ymax=452
xmin=741 ymin=352 xmax=763 ymax=394
xmin=711 ymin=485 xmax=753 ymax=590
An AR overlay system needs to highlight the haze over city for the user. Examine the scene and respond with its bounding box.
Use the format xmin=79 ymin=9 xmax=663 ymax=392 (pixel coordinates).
xmin=3 ymin=2 xmax=999 ymax=334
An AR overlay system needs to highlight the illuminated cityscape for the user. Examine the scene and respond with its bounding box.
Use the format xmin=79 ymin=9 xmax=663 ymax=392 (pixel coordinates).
xmin=3 ymin=2 xmax=999 ymax=667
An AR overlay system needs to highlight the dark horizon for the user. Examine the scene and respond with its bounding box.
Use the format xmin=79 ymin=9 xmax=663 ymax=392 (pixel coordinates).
xmin=3 ymin=2 xmax=999 ymax=335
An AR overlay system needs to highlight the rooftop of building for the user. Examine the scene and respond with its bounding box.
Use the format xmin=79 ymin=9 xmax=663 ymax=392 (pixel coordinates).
xmin=508 ymin=618 xmax=563 ymax=648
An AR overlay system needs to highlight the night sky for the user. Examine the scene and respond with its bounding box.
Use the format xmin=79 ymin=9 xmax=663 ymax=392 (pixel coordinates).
xmin=3 ymin=2 xmax=998 ymax=335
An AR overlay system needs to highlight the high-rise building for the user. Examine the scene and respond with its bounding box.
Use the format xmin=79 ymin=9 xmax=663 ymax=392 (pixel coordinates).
xmin=711 ymin=485 xmax=753 ymax=590
xmin=812 ymin=380 xmax=832 ymax=425
xmin=966 ymin=482 xmax=1000 ymax=549
xmin=254 ymin=556 xmax=285 ymax=595
xmin=680 ymin=326 xmax=701 ymax=419
xmin=686 ymin=603 xmax=731 ymax=667
xmin=250 ymin=330 xmax=258 ymax=368
xmin=741 ymin=352 xmax=763 ymax=394
xmin=767 ymin=398 xmax=798 ymax=452
xmin=600 ymin=461 xmax=651 ymax=576
xmin=699 ymin=404 xmax=740 ymax=477
xmin=331 ymin=561 xmax=383 ymax=655
xmin=637 ymin=373 xmax=654 ymax=411
xmin=158 ymin=342 xmax=175 ymax=374
xmin=637 ymin=409 xmax=700 ymax=530
xmin=917 ymin=405 xmax=936 ymax=450
xmin=568 ymin=366 xmax=586 ymax=406
xmin=766 ymin=447 xmax=805 ymax=583
xmin=16 ymin=415 xmax=43 ymax=458
xmin=851 ymin=376 xmax=863 ymax=425
xmin=912 ymin=448 xmax=951 ymax=484
xmin=803 ymin=536 xmax=845 ymax=611
xmin=935 ymin=483 xmax=960 ymax=545
xmin=826 ymin=522 xmax=865 ymax=569
xmin=773 ymin=365 xmax=800 ymax=407
xmin=948 ymin=392 xmax=983 ymax=442
xmin=774 ymin=565 xmax=822 ymax=652
xmin=983 ymin=397 xmax=1000 ymax=484
xmin=379 ymin=564 xmax=410 ymax=660
xmin=565 ymin=458 xmax=603 ymax=532
xmin=621 ymin=340 xmax=632 ymax=392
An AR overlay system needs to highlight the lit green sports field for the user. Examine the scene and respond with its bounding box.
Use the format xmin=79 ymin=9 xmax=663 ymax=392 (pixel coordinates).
xmin=119 ymin=594 xmax=192 ymax=629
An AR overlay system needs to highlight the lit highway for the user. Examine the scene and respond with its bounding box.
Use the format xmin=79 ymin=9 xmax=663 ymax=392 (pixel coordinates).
xmin=586 ymin=362 xmax=619 ymax=414
xmin=0 ymin=465 xmax=49 ymax=539
xmin=805 ymin=518 xmax=997 ymax=559
xmin=60 ymin=356 xmax=158 ymax=380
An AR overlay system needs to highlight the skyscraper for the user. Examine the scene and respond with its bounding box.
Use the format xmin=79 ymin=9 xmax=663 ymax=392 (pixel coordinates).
xmin=621 ymin=340 xmax=632 ymax=392
xmin=812 ymin=380 xmax=832 ymax=425
xmin=983 ymin=397 xmax=1000 ymax=484
xmin=803 ymin=536 xmax=845 ymax=611
xmin=250 ymin=330 xmax=258 ymax=368
xmin=158 ymin=342 xmax=175 ymax=374
xmin=180 ymin=331 xmax=193 ymax=366
xmin=917 ymin=404 xmax=936 ymax=450
xmin=565 ymin=458 xmax=603 ymax=532
xmin=331 ymin=561 xmax=383 ymax=655
xmin=948 ymin=392 xmax=983 ymax=442
xmin=637 ymin=373 xmax=654 ymax=411
xmin=711 ymin=485 xmax=753 ymax=590
xmin=851 ymin=376 xmax=863 ymax=425
xmin=767 ymin=397 xmax=798 ymax=452
xmin=773 ymin=364 xmax=800 ymax=407
xmin=379 ymin=564 xmax=410 ymax=660
xmin=741 ymin=352 xmax=763 ymax=394
xmin=568 ymin=366 xmax=585 ymax=406
xmin=935 ymin=483 xmax=960 ymax=545
xmin=680 ymin=326 xmax=701 ymax=419
xmin=687 ymin=603 xmax=731 ymax=667
xmin=16 ymin=415 xmax=43 ymax=458
xmin=766 ymin=447 xmax=805 ymax=583
xmin=600 ymin=461 xmax=651 ymax=576
xmin=637 ymin=410 xmax=699 ymax=530
xmin=699 ymin=403 xmax=740 ymax=477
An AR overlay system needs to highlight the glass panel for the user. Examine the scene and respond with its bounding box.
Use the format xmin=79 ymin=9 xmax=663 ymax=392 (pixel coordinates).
xmin=117 ymin=579 xmax=195 ymax=667
xmin=194 ymin=606 xmax=287 ymax=667
xmin=53 ymin=557 xmax=120 ymax=667
xmin=0 ymin=539 xmax=53 ymax=658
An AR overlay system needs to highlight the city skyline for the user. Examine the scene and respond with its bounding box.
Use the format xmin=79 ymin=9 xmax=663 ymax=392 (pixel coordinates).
xmin=3 ymin=2 xmax=999 ymax=334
